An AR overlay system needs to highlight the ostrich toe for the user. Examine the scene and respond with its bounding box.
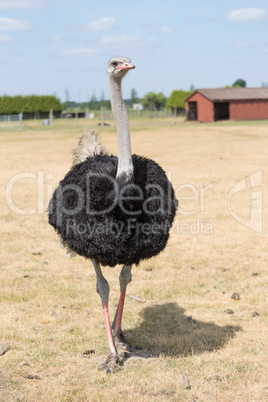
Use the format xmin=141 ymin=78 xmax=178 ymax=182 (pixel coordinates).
xmin=98 ymin=353 xmax=120 ymax=373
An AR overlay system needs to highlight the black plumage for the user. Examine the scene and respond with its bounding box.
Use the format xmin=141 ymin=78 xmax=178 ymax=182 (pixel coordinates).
xmin=48 ymin=153 xmax=177 ymax=267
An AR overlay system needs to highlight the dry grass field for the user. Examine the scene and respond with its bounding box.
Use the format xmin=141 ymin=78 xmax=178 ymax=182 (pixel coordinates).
xmin=0 ymin=117 xmax=268 ymax=401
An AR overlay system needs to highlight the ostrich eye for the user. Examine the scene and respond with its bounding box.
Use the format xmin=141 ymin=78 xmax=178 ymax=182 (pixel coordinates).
xmin=111 ymin=61 xmax=118 ymax=67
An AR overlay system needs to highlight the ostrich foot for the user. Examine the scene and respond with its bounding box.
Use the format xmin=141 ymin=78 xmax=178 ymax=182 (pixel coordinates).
xmin=114 ymin=330 xmax=133 ymax=353
xmin=98 ymin=353 xmax=120 ymax=373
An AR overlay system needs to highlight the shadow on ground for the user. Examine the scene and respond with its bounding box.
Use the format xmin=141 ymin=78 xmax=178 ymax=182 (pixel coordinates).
xmin=124 ymin=302 xmax=241 ymax=358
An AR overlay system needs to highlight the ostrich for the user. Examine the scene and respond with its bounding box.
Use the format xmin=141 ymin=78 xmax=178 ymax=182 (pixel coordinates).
xmin=48 ymin=57 xmax=177 ymax=372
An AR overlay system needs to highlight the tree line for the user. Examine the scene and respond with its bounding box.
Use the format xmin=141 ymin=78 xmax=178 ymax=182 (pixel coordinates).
xmin=0 ymin=95 xmax=62 ymax=116
xmin=0 ymin=91 xmax=191 ymax=116
xmin=62 ymin=89 xmax=192 ymax=115
xmin=0 ymin=78 xmax=252 ymax=116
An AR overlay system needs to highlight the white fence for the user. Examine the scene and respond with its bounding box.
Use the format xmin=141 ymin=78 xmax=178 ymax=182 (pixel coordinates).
xmin=0 ymin=112 xmax=23 ymax=130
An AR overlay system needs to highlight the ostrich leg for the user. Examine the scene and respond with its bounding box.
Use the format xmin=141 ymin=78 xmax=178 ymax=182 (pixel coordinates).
xmin=91 ymin=259 xmax=119 ymax=371
xmin=112 ymin=265 xmax=132 ymax=352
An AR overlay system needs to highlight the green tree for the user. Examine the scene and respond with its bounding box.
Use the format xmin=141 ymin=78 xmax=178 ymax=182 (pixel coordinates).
xmin=89 ymin=92 xmax=97 ymax=110
xmin=167 ymin=90 xmax=191 ymax=113
xmin=190 ymin=84 xmax=196 ymax=91
xmin=0 ymin=94 xmax=62 ymax=115
xmin=142 ymin=92 xmax=166 ymax=111
xmin=232 ymin=79 xmax=246 ymax=88
xmin=130 ymin=88 xmax=138 ymax=106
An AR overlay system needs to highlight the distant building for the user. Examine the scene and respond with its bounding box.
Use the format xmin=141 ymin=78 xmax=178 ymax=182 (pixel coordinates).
xmin=132 ymin=103 xmax=143 ymax=111
xmin=185 ymin=88 xmax=268 ymax=123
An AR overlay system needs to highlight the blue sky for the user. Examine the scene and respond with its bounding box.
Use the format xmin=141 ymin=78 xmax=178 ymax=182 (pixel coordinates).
xmin=0 ymin=0 xmax=268 ymax=102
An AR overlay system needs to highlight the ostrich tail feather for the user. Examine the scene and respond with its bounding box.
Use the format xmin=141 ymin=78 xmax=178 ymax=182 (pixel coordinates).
xmin=72 ymin=130 xmax=109 ymax=166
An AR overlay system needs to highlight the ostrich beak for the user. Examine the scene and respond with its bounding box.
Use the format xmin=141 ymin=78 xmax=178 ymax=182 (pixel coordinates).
xmin=115 ymin=63 xmax=135 ymax=70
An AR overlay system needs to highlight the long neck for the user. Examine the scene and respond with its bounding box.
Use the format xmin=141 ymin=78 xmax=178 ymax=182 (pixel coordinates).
xmin=109 ymin=76 xmax=133 ymax=182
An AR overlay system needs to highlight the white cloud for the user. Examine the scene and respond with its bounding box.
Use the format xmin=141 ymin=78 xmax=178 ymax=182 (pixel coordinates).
xmin=0 ymin=17 xmax=32 ymax=31
xmin=52 ymin=35 xmax=64 ymax=43
xmin=84 ymin=17 xmax=115 ymax=31
xmin=0 ymin=0 xmax=72 ymax=9
xmin=0 ymin=0 xmax=43 ymax=9
xmin=228 ymin=8 xmax=268 ymax=22
xmin=15 ymin=57 xmax=29 ymax=63
xmin=232 ymin=41 xmax=251 ymax=48
xmin=0 ymin=33 xmax=13 ymax=42
xmin=160 ymin=26 xmax=174 ymax=34
xmin=60 ymin=48 xmax=101 ymax=57
xmin=101 ymin=35 xmax=154 ymax=48
xmin=141 ymin=23 xmax=175 ymax=34
xmin=262 ymin=49 xmax=268 ymax=53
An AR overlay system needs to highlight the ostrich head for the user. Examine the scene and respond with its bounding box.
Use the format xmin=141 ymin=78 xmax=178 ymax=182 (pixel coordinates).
xmin=107 ymin=57 xmax=135 ymax=79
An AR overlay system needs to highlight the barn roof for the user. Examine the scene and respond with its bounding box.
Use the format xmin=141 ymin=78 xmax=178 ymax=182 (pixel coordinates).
xmin=185 ymin=87 xmax=268 ymax=102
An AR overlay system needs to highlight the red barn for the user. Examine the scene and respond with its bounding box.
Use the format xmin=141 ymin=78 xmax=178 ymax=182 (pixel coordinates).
xmin=185 ymin=88 xmax=268 ymax=123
